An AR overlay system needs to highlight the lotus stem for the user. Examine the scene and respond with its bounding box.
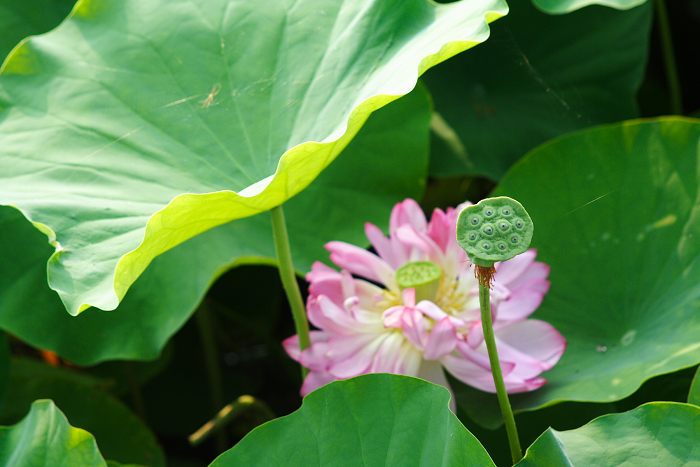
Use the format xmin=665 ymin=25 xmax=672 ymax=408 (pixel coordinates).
xmin=654 ymin=0 xmax=683 ymax=115
xmin=188 ymin=395 xmax=275 ymax=446
xmin=270 ymin=205 xmax=311 ymax=379
xmin=477 ymin=266 xmax=522 ymax=465
xmin=195 ymin=303 xmax=228 ymax=452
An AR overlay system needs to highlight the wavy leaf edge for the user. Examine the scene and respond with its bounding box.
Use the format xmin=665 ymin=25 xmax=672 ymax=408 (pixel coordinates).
xmin=1 ymin=0 xmax=507 ymax=315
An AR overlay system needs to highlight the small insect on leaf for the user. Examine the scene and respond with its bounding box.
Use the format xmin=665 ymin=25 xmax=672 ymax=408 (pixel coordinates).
xmin=199 ymin=83 xmax=221 ymax=108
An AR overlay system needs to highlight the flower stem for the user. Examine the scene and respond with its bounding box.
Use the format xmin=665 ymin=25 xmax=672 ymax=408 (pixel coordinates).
xmin=124 ymin=361 xmax=147 ymax=422
xmin=478 ymin=279 xmax=522 ymax=465
xmin=195 ymin=303 xmax=228 ymax=453
xmin=654 ymin=0 xmax=683 ymax=115
xmin=270 ymin=205 xmax=310 ymax=379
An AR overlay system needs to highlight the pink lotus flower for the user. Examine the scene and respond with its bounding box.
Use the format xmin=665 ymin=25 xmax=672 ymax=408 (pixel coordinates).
xmin=284 ymin=199 xmax=566 ymax=409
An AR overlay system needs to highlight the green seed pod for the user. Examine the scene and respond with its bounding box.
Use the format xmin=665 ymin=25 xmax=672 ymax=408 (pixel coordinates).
xmin=456 ymin=196 xmax=533 ymax=267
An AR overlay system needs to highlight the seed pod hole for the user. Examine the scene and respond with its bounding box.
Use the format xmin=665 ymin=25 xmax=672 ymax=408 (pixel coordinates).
xmin=483 ymin=225 xmax=494 ymax=235
xmin=511 ymin=236 xmax=519 ymax=244
xmin=499 ymin=221 xmax=509 ymax=231
xmin=482 ymin=242 xmax=491 ymax=250
xmin=471 ymin=217 xmax=480 ymax=225
xmin=498 ymin=243 xmax=507 ymax=250
xmin=502 ymin=207 xmax=512 ymax=216
xmin=515 ymin=219 xmax=524 ymax=229
xmin=468 ymin=233 xmax=477 ymax=241
xmin=484 ymin=208 xmax=494 ymax=216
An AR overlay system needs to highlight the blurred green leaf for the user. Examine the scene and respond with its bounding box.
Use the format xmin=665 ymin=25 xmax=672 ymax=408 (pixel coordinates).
xmin=424 ymin=1 xmax=651 ymax=180
xmin=516 ymin=403 xmax=700 ymax=466
xmin=0 ymin=358 xmax=165 ymax=467
xmin=211 ymin=374 xmax=496 ymax=467
xmin=0 ymin=399 xmax=108 ymax=467
xmin=689 ymin=367 xmax=700 ymax=406
xmin=87 ymin=343 xmax=174 ymax=397
xmin=531 ymin=0 xmax=647 ymax=14
xmin=0 ymin=81 xmax=431 ymax=364
xmin=0 ymin=0 xmax=506 ymax=315
xmin=455 ymin=117 xmax=700 ymax=423
xmin=0 ymin=332 xmax=8 ymax=409
xmin=0 ymin=0 xmax=74 ymax=60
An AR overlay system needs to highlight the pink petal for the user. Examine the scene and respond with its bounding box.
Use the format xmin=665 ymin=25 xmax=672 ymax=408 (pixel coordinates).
xmin=423 ymin=317 xmax=458 ymax=360
xmin=465 ymin=321 xmax=484 ymax=348
xmin=326 ymin=241 xmax=398 ymax=292
xmin=305 ymin=261 xmax=337 ymax=282
xmin=324 ymin=333 xmax=379 ymax=363
xmin=365 ymin=223 xmax=407 ymax=269
xmin=495 ymin=320 xmax=567 ymax=369
xmin=298 ymin=342 xmax=333 ymax=372
xmin=306 ymin=262 xmax=345 ymax=305
xmin=400 ymin=307 xmax=428 ymax=350
xmin=340 ymin=270 xmax=357 ymax=299
xmin=506 ymin=263 xmax=551 ymax=290
xmin=495 ymin=250 xmax=537 ymax=285
xmin=300 ymin=370 xmax=337 ymax=397
xmin=455 ymin=339 xmax=515 ymax=377
xmin=368 ymin=332 xmax=407 ymax=373
xmin=496 ymin=288 xmax=545 ymax=322
xmin=382 ymin=305 xmax=405 ymax=328
xmin=354 ymin=279 xmax=386 ymax=309
xmin=501 ymin=376 xmax=547 ymax=394
xmin=349 ymin=304 xmax=383 ymax=326
xmin=329 ymin=334 xmax=391 ymax=378
xmin=395 ymin=224 xmax=445 ymax=266
xmin=392 ymin=341 xmax=423 ymax=376
xmin=307 ymin=295 xmax=368 ymax=335
xmin=416 ymin=300 xmax=450 ymax=321
xmin=425 ymin=209 xmax=451 ymax=252
xmin=416 ymin=300 xmax=467 ymax=328
xmin=441 ymin=353 xmax=512 ymax=393
xmin=283 ymin=331 xmax=332 ymax=361
xmin=513 ymin=278 xmax=551 ymax=295
xmin=402 ymin=288 xmax=416 ymax=307
xmin=390 ymin=198 xmax=427 ymax=235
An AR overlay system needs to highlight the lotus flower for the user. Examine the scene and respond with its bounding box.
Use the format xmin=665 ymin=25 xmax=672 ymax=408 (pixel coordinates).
xmin=284 ymin=199 xmax=566 ymax=408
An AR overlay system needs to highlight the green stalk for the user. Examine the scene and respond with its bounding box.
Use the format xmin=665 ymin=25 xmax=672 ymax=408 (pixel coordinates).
xmin=124 ymin=361 xmax=147 ymax=422
xmin=188 ymin=395 xmax=276 ymax=446
xmin=654 ymin=0 xmax=683 ymax=115
xmin=270 ymin=205 xmax=310 ymax=379
xmin=195 ymin=303 xmax=228 ymax=453
xmin=479 ymin=282 xmax=522 ymax=465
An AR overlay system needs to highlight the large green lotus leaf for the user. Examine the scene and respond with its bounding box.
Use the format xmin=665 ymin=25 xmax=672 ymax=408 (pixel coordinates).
xmin=211 ymin=374 xmax=496 ymax=467
xmin=516 ymin=402 xmax=700 ymax=466
xmin=0 ymin=0 xmax=507 ymax=316
xmin=423 ymin=0 xmax=650 ymax=180
xmin=0 ymin=83 xmax=431 ymax=364
xmin=0 ymin=399 xmax=109 ymax=467
xmin=455 ymin=117 xmax=700 ymax=423
xmin=0 ymin=357 xmax=164 ymax=467
xmin=531 ymin=0 xmax=646 ymax=14
xmin=0 ymin=0 xmax=74 ymax=60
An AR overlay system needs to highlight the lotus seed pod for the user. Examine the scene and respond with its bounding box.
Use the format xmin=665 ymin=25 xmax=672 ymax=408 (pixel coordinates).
xmin=456 ymin=196 xmax=533 ymax=267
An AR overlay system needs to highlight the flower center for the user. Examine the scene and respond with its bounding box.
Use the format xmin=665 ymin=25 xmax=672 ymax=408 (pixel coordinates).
xmin=395 ymin=261 xmax=442 ymax=303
